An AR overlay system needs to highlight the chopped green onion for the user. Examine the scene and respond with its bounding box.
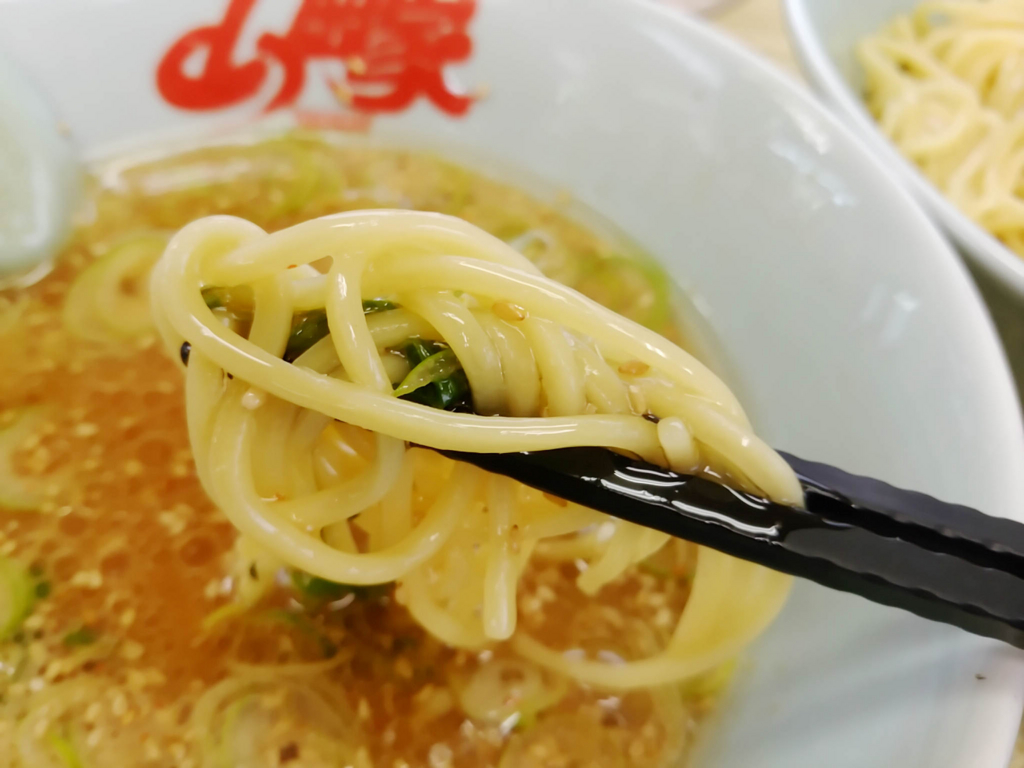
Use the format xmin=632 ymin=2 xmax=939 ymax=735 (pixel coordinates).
xmin=0 ymin=556 xmax=35 ymax=641
xmin=284 ymin=310 xmax=330 ymax=362
xmin=290 ymin=571 xmax=392 ymax=602
xmin=291 ymin=571 xmax=350 ymax=601
xmin=200 ymin=291 xmax=399 ymax=364
xmin=352 ymin=583 xmax=394 ymax=601
xmin=390 ymin=340 xmax=471 ymax=411
xmin=515 ymin=710 xmax=538 ymax=732
xmin=393 ymin=349 xmax=462 ymax=399
xmin=457 ymin=659 xmax=568 ymax=728
xmin=35 ymin=581 xmax=51 ymax=599
xmin=0 ymin=643 xmax=28 ymax=696
xmin=574 ymin=255 xmax=671 ymax=332
xmin=403 ymin=368 xmax=470 ymax=410
xmin=202 ymin=284 xmax=402 ymax=365
xmin=46 ymin=729 xmax=84 ymax=768
xmin=202 ymin=285 xmax=254 ymax=315
xmin=0 ymin=408 xmax=49 ymax=511
xmin=203 ymin=287 xmax=395 ymax=315
xmin=287 ymin=300 xmax=397 ymax=360
xmin=62 ymin=626 xmax=98 ymax=647
xmin=402 ymin=338 xmax=445 ymax=366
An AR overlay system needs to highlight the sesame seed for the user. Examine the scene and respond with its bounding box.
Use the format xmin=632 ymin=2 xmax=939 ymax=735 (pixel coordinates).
xmin=144 ymin=739 xmax=161 ymax=761
xmin=111 ymin=692 xmax=128 ymax=716
xmin=157 ymin=511 xmax=186 ymax=536
xmin=542 ymin=492 xmax=568 ymax=508
xmin=70 ymin=570 xmax=103 ymax=589
xmin=241 ymin=387 xmax=266 ymax=410
xmin=120 ymin=640 xmax=145 ymax=660
xmin=428 ymin=742 xmax=453 ymax=768
xmin=394 ymin=657 xmax=414 ymax=679
xmin=618 ymin=360 xmax=650 ymax=376
xmin=492 ymin=300 xmax=528 ymax=323
xmin=74 ymin=422 xmax=100 ymax=437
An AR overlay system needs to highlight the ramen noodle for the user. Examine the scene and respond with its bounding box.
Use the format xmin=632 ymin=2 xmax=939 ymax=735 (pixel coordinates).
xmin=0 ymin=133 xmax=794 ymax=768
xmin=858 ymin=0 xmax=1024 ymax=258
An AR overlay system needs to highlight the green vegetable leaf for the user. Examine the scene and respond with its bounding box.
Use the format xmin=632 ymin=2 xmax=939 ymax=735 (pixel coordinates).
xmin=202 ymin=286 xmax=400 ymax=364
xmin=202 ymin=285 xmax=255 ymax=316
xmin=284 ymin=310 xmax=331 ymax=362
xmin=291 ymin=571 xmax=350 ymax=600
xmin=402 ymin=338 xmax=445 ymax=366
xmin=391 ymin=340 xmax=472 ymax=411
xmin=393 ymin=349 xmax=462 ymax=399
xmin=282 ymin=301 xmax=401 ymax=362
xmin=402 ymin=370 xmax=470 ymax=410
xmin=291 ymin=571 xmax=392 ymax=602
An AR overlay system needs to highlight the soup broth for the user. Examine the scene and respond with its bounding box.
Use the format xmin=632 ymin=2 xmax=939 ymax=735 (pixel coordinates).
xmin=0 ymin=134 xmax=717 ymax=768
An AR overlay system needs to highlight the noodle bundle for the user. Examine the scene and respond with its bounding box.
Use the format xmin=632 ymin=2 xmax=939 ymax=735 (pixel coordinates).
xmin=150 ymin=209 xmax=798 ymax=690
xmin=859 ymin=0 xmax=1024 ymax=257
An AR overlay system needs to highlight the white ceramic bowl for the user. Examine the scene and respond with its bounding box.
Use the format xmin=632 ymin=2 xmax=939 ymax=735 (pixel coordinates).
xmin=783 ymin=0 xmax=1024 ymax=303
xmin=3 ymin=1 xmax=1024 ymax=766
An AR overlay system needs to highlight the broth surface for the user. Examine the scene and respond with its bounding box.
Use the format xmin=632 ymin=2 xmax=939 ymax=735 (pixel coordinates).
xmin=0 ymin=134 xmax=712 ymax=768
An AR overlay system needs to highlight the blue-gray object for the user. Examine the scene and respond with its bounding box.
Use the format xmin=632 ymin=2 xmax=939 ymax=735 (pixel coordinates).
xmin=0 ymin=50 xmax=80 ymax=281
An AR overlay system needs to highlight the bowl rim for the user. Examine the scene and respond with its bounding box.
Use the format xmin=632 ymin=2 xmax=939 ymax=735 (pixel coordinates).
xmin=782 ymin=0 xmax=1024 ymax=299
xmin=4 ymin=0 xmax=1024 ymax=764
xmin=629 ymin=5 xmax=1024 ymax=766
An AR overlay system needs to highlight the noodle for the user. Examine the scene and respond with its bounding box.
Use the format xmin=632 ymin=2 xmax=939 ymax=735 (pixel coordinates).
xmin=0 ymin=136 xmax=803 ymax=765
xmin=858 ymin=0 xmax=1024 ymax=257
xmin=150 ymin=208 xmax=799 ymax=690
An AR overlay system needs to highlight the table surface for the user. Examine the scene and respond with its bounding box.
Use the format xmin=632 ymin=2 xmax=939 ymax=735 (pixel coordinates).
xmin=707 ymin=1 xmax=1024 ymax=765
xmin=716 ymin=0 xmax=800 ymax=73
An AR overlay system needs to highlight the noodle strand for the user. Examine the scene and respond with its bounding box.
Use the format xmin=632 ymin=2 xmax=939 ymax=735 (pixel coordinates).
xmin=151 ymin=209 xmax=801 ymax=688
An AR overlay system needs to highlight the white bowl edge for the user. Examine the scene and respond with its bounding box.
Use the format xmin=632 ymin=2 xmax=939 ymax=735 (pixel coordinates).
xmin=650 ymin=8 xmax=1024 ymax=766
xmin=3 ymin=0 xmax=1024 ymax=765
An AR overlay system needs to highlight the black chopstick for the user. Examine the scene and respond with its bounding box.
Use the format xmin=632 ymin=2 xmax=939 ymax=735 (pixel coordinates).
xmin=439 ymin=446 xmax=1024 ymax=649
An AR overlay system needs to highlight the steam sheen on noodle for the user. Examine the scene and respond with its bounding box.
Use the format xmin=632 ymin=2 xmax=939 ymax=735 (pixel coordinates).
xmin=859 ymin=0 xmax=1024 ymax=257
xmin=150 ymin=209 xmax=799 ymax=690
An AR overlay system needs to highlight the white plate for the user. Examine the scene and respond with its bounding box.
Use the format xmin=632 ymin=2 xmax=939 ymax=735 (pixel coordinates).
xmin=2 ymin=1 xmax=1024 ymax=766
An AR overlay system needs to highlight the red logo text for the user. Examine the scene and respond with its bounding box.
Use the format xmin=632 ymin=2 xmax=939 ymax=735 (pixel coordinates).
xmin=157 ymin=0 xmax=477 ymax=116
